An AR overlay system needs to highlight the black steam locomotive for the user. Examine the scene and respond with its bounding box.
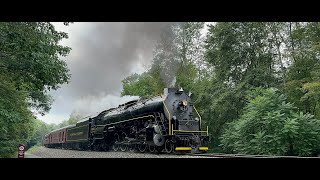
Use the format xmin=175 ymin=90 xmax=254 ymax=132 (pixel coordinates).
xmin=43 ymin=88 xmax=209 ymax=154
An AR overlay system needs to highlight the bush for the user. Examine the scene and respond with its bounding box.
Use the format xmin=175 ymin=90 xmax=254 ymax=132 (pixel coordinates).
xmin=220 ymin=88 xmax=320 ymax=156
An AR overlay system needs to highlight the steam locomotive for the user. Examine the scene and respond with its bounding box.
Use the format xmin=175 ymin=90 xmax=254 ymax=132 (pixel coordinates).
xmin=43 ymin=88 xmax=209 ymax=154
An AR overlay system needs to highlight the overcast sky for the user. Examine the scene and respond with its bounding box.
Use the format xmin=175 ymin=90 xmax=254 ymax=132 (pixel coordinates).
xmin=36 ymin=22 xmax=211 ymax=124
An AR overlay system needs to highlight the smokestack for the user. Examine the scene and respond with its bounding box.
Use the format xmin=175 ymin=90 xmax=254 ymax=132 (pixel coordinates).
xmin=164 ymin=87 xmax=178 ymax=96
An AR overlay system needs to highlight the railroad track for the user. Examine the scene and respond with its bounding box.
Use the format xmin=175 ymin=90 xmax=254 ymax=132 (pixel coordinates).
xmin=32 ymin=147 xmax=320 ymax=158
xmin=185 ymin=153 xmax=320 ymax=158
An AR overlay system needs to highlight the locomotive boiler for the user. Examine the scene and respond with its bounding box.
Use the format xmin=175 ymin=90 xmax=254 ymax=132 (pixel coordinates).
xmin=43 ymin=88 xmax=209 ymax=154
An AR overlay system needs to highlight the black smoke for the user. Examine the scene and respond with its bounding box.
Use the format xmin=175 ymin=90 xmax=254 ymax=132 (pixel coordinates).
xmin=42 ymin=22 xmax=178 ymax=122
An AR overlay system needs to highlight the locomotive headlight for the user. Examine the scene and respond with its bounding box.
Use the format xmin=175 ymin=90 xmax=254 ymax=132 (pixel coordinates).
xmin=182 ymin=100 xmax=188 ymax=106
xmin=194 ymin=117 xmax=199 ymax=122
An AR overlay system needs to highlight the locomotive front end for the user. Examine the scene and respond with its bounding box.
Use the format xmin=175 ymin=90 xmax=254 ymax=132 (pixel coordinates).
xmin=163 ymin=88 xmax=209 ymax=153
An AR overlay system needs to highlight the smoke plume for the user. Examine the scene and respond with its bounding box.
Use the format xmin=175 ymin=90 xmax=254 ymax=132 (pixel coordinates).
xmin=42 ymin=22 xmax=179 ymax=122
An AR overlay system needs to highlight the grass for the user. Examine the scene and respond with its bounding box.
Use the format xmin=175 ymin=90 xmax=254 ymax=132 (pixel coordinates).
xmin=0 ymin=153 xmax=17 ymax=158
xmin=26 ymin=145 xmax=42 ymax=154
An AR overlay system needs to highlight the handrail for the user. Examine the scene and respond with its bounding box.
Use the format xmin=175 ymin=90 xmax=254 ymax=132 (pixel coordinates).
xmin=193 ymin=105 xmax=202 ymax=127
xmin=163 ymin=101 xmax=171 ymax=135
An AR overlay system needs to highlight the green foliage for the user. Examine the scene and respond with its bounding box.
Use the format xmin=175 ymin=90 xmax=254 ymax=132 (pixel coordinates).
xmin=205 ymin=22 xmax=277 ymax=87
xmin=0 ymin=22 xmax=71 ymax=157
xmin=191 ymin=78 xmax=248 ymax=146
xmin=200 ymin=22 xmax=280 ymax=146
xmin=121 ymin=69 xmax=165 ymax=97
xmin=26 ymin=119 xmax=55 ymax=149
xmin=121 ymin=22 xmax=205 ymax=96
xmin=0 ymin=22 xmax=71 ymax=114
xmin=220 ymin=88 xmax=320 ymax=156
xmin=26 ymin=145 xmax=42 ymax=154
xmin=174 ymin=22 xmax=205 ymax=90
xmin=283 ymin=22 xmax=320 ymax=118
xmin=0 ymin=75 xmax=34 ymax=157
xmin=176 ymin=61 xmax=198 ymax=92
xmin=54 ymin=111 xmax=83 ymax=129
xmin=26 ymin=111 xmax=83 ymax=150
xmin=67 ymin=114 xmax=80 ymax=125
xmin=57 ymin=120 xmax=69 ymax=129
xmin=118 ymin=22 xmax=320 ymax=156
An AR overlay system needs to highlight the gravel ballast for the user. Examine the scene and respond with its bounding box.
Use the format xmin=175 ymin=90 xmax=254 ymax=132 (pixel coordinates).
xmin=28 ymin=146 xmax=213 ymax=158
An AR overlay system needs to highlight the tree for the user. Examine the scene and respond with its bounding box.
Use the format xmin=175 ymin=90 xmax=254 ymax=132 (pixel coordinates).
xmin=0 ymin=22 xmax=71 ymax=115
xmin=57 ymin=120 xmax=69 ymax=129
xmin=0 ymin=22 xmax=71 ymax=157
xmin=121 ymin=22 xmax=205 ymax=97
xmin=220 ymin=88 xmax=320 ymax=156
xmin=48 ymin=111 xmax=85 ymax=130
xmin=121 ymin=69 xmax=165 ymax=97
xmin=201 ymin=22 xmax=280 ymax=147
xmin=151 ymin=23 xmax=180 ymax=88
xmin=119 ymin=22 xmax=320 ymax=155
xmin=0 ymin=75 xmax=34 ymax=157
xmin=174 ymin=22 xmax=205 ymax=92
xmin=67 ymin=111 xmax=83 ymax=125
xmin=26 ymin=119 xmax=54 ymax=149
xmin=283 ymin=22 xmax=320 ymax=118
xmin=205 ymin=22 xmax=279 ymax=88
